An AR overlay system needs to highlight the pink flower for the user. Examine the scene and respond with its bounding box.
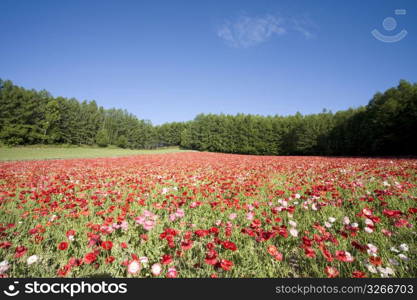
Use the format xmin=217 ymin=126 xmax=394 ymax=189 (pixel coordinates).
xmin=166 ymin=266 xmax=178 ymax=278
xmin=229 ymin=213 xmax=237 ymax=220
xmin=151 ymin=263 xmax=162 ymax=276
xmin=175 ymin=209 xmax=185 ymax=218
xmin=143 ymin=220 xmax=155 ymax=231
xmin=246 ymin=212 xmax=254 ymax=220
xmin=127 ymin=260 xmax=141 ymax=274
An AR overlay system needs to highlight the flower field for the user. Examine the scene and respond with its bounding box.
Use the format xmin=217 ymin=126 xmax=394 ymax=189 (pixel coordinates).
xmin=0 ymin=152 xmax=416 ymax=278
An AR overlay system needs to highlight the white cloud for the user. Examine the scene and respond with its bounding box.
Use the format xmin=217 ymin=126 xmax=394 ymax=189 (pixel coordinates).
xmin=217 ymin=13 xmax=316 ymax=48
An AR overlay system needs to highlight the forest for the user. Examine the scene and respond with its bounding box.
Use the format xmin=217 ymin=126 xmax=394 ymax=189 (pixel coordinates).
xmin=0 ymin=78 xmax=416 ymax=156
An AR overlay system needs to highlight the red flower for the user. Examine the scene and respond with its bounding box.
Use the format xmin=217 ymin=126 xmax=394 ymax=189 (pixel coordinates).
xmin=222 ymin=241 xmax=237 ymax=251
xmin=205 ymin=250 xmax=218 ymax=265
xmin=105 ymin=256 xmax=115 ymax=264
xmin=194 ymin=229 xmax=209 ymax=237
xmin=219 ymin=259 xmax=233 ymax=271
xmin=0 ymin=241 xmax=12 ymax=249
xmin=320 ymin=246 xmax=333 ymax=262
xmin=181 ymin=239 xmax=193 ymax=250
xmin=68 ymin=257 xmax=83 ymax=267
xmin=267 ymin=245 xmax=279 ymax=256
xmin=161 ymin=254 xmax=173 ymax=265
xmin=325 ymin=266 xmax=339 ymax=278
xmin=120 ymin=242 xmax=128 ymax=249
xmin=57 ymin=264 xmax=71 ymax=277
xmin=166 ymin=267 xmax=178 ymax=278
xmin=335 ymin=250 xmax=354 ymax=262
xmin=304 ymin=246 xmax=316 ymax=258
xmin=352 ymin=270 xmax=367 ymax=278
xmin=383 ymin=209 xmax=402 ymax=218
xmin=101 ymin=241 xmax=113 ymax=251
xmin=66 ymin=229 xmax=76 ymax=238
xmin=14 ymin=245 xmax=27 ymax=258
xmin=369 ymin=256 xmax=382 ymax=266
xmin=58 ymin=242 xmax=68 ymax=251
xmin=84 ymin=252 xmax=97 ymax=264
xmin=274 ymin=252 xmax=283 ymax=261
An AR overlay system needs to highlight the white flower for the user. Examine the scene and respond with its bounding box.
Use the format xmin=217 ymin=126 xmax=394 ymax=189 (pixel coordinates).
xmin=328 ymin=217 xmax=336 ymax=223
xmin=151 ymin=263 xmax=162 ymax=276
xmin=0 ymin=260 xmax=10 ymax=274
xmin=311 ymin=203 xmax=318 ymax=211
xmin=324 ymin=221 xmax=332 ymax=228
xmin=288 ymin=220 xmax=297 ymax=228
xmin=364 ymin=226 xmax=374 ymax=233
xmin=289 ymin=228 xmax=299 ymax=237
xmin=366 ymin=264 xmax=377 ymax=274
xmin=139 ymin=256 xmax=148 ymax=264
xmin=365 ymin=218 xmax=374 ymax=226
xmin=127 ymin=260 xmax=141 ymax=274
xmin=294 ymin=193 xmax=301 ymax=199
xmin=398 ymin=254 xmax=409 ymax=261
xmin=27 ymin=255 xmax=39 ymax=265
xmin=390 ymin=247 xmax=400 ymax=253
xmin=378 ymin=266 xmax=395 ymax=277
xmin=351 ymin=222 xmax=358 ymax=228
xmin=389 ymin=258 xmax=400 ymax=266
xmin=399 ymin=244 xmax=409 ymax=252
xmin=343 ymin=216 xmax=350 ymax=225
xmin=367 ymin=244 xmax=378 ymax=255
xmin=383 ymin=181 xmax=390 ymax=187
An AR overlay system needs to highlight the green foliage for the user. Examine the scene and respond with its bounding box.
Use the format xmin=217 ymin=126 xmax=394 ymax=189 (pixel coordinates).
xmin=1 ymin=79 xmax=416 ymax=155
xmin=116 ymin=135 xmax=128 ymax=148
xmin=95 ymin=129 xmax=109 ymax=147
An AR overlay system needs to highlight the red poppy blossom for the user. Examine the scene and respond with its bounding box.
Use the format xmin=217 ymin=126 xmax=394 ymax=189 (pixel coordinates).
xmin=222 ymin=241 xmax=237 ymax=251
xmin=101 ymin=241 xmax=113 ymax=251
xmin=14 ymin=245 xmax=27 ymax=258
xmin=84 ymin=252 xmax=97 ymax=264
xmin=58 ymin=242 xmax=68 ymax=251
xmin=352 ymin=270 xmax=367 ymax=278
xmin=219 ymin=259 xmax=233 ymax=271
xmin=161 ymin=254 xmax=173 ymax=265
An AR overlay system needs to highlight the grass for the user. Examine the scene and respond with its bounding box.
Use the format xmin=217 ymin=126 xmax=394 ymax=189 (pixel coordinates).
xmin=0 ymin=145 xmax=190 ymax=161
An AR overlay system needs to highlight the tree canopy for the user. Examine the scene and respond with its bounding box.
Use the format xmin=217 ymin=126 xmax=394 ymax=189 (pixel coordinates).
xmin=1 ymin=79 xmax=416 ymax=155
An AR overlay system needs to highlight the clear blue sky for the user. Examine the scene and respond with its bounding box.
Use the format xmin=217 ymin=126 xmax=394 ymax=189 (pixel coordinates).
xmin=1 ymin=0 xmax=416 ymax=124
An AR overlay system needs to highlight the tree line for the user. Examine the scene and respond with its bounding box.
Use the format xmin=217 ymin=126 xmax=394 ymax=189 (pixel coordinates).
xmin=0 ymin=79 xmax=416 ymax=155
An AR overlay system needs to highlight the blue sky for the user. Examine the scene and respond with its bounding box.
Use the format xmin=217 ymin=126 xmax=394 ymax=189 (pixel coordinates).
xmin=1 ymin=0 xmax=416 ymax=124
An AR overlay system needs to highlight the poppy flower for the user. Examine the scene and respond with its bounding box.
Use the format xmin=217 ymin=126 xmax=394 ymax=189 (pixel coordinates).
xmin=14 ymin=246 xmax=27 ymax=258
xmin=58 ymin=242 xmax=68 ymax=251
xmin=101 ymin=241 xmax=113 ymax=251
xmin=127 ymin=260 xmax=141 ymax=274
xmin=205 ymin=250 xmax=218 ymax=265
xmin=166 ymin=267 xmax=178 ymax=278
xmin=222 ymin=241 xmax=237 ymax=251
xmin=335 ymin=250 xmax=354 ymax=262
xmin=105 ymin=256 xmax=115 ymax=264
xmin=325 ymin=266 xmax=339 ymax=278
xmin=151 ymin=263 xmax=162 ymax=276
xmin=57 ymin=265 xmax=71 ymax=277
xmin=84 ymin=252 xmax=97 ymax=264
xmin=219 ymin=259 xmax=233 ymax=271
xmin=352 ymin=270 xmax=367 ymax=278
xmin=161 ymin=254 xmax=173 ymax=265
xmin=369 ymin=256 xmax=382 ymax=266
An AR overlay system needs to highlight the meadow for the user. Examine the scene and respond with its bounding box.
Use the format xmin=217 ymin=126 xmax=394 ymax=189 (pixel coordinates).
xmin=0 ymin=152 xmax=416 ymax=278
xmin=0 ymin=146 xmax=188 ymax=161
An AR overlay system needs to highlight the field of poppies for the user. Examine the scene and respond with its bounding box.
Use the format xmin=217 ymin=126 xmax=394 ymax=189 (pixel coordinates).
xmin=0 ymin=152 xmax=416 ymax=278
